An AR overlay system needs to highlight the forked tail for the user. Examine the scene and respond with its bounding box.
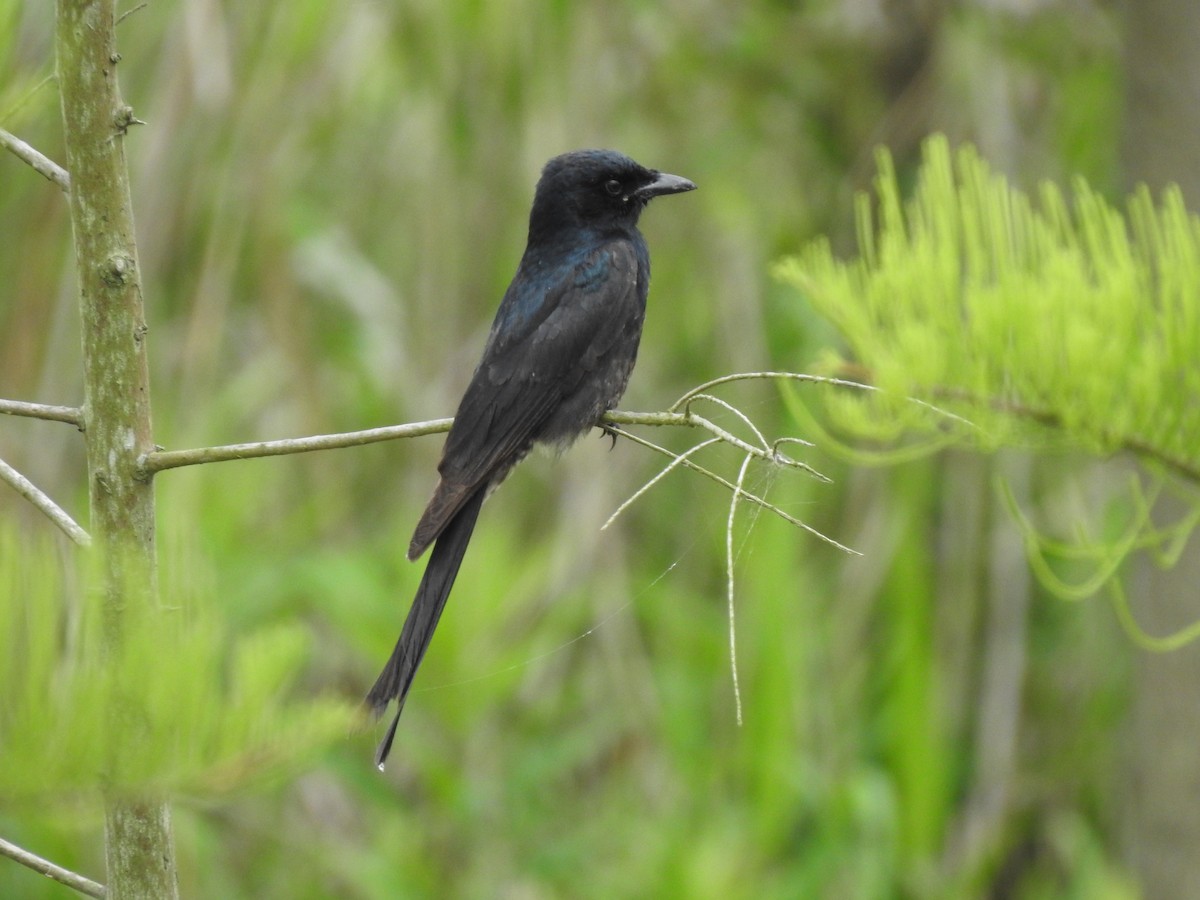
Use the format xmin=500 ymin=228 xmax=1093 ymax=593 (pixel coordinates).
xmin=366 ymin=486 xmax=486 ymax=768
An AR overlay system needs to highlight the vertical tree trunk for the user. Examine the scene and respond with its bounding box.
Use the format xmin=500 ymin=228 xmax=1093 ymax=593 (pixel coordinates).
xmin=1120 ymin=1 xmax=1200 ymax=895
xmin=54 ymin=1 xmax=179 ymax=897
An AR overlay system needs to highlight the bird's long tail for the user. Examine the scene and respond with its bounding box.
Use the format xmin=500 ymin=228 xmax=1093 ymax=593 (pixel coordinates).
xmin=366 ymin=486 xmax=486 ymax=768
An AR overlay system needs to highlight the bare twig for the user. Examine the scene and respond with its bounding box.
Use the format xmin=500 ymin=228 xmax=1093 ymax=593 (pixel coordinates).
xmin=725 ymin=451 xmax=754 ymax=726
xmin=605 ymin=425 xmax=860 ymax=556
xmin=687 ymin=410 xmax=828 ymax=482
xmin=671 ymin=371 xmax=875 ymax=411
xmin=685 ymin=393 xmax=773 ymax=452
xmin=0 ymin=398 xmax=83 ymax=427
xmin=116 ymin=1 xmax=149 ymax=25
xmin=601 ymin=437 xmax=722 ymax=530
xmin=672 ymin=370 xmax=983 ymax=435
xmin=2 ymin=72 xmax=57 ymax=122
xmin=0 ymin=127 xmax=71 ymax=193
xmin=0 ymin=834 xmax=105 ymax=898
xmin=613 ymin=407 xmax=830 ymax=486
xmin=0 ymin=456 xmax=92 ymax=546
xmin=140 ymin=418 xmax=455 ymax=475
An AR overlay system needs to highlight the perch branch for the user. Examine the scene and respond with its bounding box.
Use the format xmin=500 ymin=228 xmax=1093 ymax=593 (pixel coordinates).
xmin=0 ymin=398 xmax=83 ymax=427
xmin=0 ymin=456 xmax=91 ymax=546
xmin=0 ymin=127 xmax=71 ymax=193
xmin=139 ymin=418 xmax=456 ymax=475
xmin=139 ymin=407 xmax=820 ymax=477
xmin=139 ymin=388 xmax=851 ymax=548
xmin=0 ymin=834 xmax=105 ymax=898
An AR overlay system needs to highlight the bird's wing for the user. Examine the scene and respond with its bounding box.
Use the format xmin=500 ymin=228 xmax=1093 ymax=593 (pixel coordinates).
xmin=408 ymin=239 xmax=642 ymax=558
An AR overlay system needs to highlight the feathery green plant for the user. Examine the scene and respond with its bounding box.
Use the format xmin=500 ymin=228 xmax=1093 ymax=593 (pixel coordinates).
xmin=0 ymin=527 xmax=356 ymax=806
xmin=776 ymin=135 xmax=1200 ymax=630
xmin=776 ymin=134 xmax=1200 ymax=484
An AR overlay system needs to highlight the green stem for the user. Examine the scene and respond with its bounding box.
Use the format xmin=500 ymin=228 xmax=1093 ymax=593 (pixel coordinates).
xmin=55 ymin=0 xmax=179 ymax=896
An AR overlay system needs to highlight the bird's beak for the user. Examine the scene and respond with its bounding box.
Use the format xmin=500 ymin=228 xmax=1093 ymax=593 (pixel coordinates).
xmin=637 ymin=171 xmax=697 ymax=200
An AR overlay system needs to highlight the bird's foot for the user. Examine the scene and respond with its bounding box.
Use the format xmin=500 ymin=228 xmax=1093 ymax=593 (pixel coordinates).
xmin=599 ymin=422 xmax=620 ymax=449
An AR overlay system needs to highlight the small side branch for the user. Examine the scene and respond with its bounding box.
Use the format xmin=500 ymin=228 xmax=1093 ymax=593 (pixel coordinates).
xmin=0 ymin=398 xmax=83 ymax=427
xmin=670 ymin=371 xmax=875 ymax=411
xmin=933 ymin=386 xmax=1200 ymax=484
xmin=0 ymin=457 xmax=91 ymax=546
xmin=725 ymin=451 xmax=755 ymax=726
xmin=0 ymin=127 xmax=71 ymax=193
xmin=605 ymin=426 xmax=860 ymax=556
xmin=116 ymin=2 xmax=149 ymax=25
xmin=140 ymin=418 xmax=456 ymax=475
xmin=0 ymin=834 xmax=105 ymax=898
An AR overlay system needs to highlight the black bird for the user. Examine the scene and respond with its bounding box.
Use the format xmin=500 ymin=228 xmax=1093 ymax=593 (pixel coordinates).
xmin=366 ymin=149 xmax=695 ymax=767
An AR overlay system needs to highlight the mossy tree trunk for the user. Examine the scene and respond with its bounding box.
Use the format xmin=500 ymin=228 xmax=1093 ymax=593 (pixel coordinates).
xmin=55 ymin=1 xmax=179 ymax=897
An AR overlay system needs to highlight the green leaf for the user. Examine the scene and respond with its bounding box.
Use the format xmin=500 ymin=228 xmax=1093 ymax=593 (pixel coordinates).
xmin=0 ymin=527 xmax=358 ymax=807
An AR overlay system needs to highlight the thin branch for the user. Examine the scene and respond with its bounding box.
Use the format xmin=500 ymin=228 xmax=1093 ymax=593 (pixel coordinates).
xmin=0 ymin=834 xmax=105 ymax=898
xmin=685 ymin=393 xmax=773 ymax=452
xmin=116 ymin=1 xmax=149 ymax=25
xmin=140 ymin=404 xmax=856 ymax=550
xmin=139 ymin=407 xmax=819 ymax=477
xmin=605 ymin=426 xmax=861 ymax=556
xmin=140 ymin=418 xmax=455 ymax=475
xmin=687 ymin=410 xmax=829 ymax=482
xmin=601 ymin=437 xmax=722 ymax=530
xmin=765 ymin=366 xmax=1188 ymax=479
xmin=606 ymin=410 xmax=693 ymax=427
xmin=0 ymin=456 xmax=92 ymax=546
xmin=0 ymin=398 xmax=84 ymax=427
xmin=670 ymin=371 xmax=875 ymax=411
xmin=0 ymin=127 xmax=71 ymax=193
xmin=671 ymin=370 xmax=984 ymax=435
xmin=932 ymin=386 xmax=1200 ymax=483
xmin=2 ymin=72 xmax=57 ymax=122
xmin=725 ymin=451 xmax=754 ymax=727
xmin=612 ymin=409 xmax=829 ymax=482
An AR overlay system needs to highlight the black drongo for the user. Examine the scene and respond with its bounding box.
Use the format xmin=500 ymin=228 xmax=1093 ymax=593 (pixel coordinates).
xmin=366 ymin=149 xmax=695 ymax=767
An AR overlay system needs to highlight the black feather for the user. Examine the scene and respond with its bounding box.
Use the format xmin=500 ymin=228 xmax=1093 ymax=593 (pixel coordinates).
xmin=367 ymin=487 xmax=485 ymax=768
xmin=367 ymin=149 xmax=695 ymax=766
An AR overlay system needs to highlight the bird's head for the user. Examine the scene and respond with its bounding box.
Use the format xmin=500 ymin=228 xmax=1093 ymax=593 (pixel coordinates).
xmin=528 ymin=149 xmax=696 ymax=240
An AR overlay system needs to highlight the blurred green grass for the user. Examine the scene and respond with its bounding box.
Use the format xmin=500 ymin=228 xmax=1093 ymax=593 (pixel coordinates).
xmin=1 ymin=1 xmax=1134 ymax=897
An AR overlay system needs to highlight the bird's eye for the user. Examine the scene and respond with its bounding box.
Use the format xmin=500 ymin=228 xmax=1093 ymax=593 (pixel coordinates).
xmin=604 ymin=179 xmax=623 ymax=196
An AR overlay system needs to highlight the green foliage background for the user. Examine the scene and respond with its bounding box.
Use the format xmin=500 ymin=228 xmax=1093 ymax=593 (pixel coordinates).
xmin=0 ymin=1 xmax=1146 ymax=897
